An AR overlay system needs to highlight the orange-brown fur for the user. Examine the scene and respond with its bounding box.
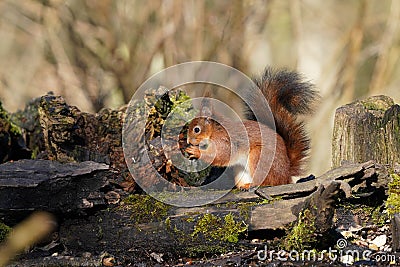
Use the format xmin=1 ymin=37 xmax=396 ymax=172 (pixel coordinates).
xmin=186 ymin=68 xmax=318 ymax=189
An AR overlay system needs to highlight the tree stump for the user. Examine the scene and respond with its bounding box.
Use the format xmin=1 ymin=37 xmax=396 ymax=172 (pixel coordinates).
xmin=332 ymin=95 xmax=400 ymax=168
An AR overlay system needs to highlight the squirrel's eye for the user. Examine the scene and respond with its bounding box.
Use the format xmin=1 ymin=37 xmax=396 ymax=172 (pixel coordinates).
xmin=193 ymin=126 xmax=201 ymax=134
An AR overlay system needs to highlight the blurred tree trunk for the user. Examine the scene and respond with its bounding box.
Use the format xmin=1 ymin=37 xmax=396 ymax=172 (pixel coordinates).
xmin=229 ymin=0 xmax=247 ymax=71
xmin=369 ymin=0 xmax=400 ymax=95
xmin=339 ymin=0 xmax=367 ymax=103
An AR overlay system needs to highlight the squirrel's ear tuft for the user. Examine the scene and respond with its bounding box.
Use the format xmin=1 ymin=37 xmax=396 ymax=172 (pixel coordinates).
xmin=199 ymin=91 xmax=213 ymax=117
xmin=200 ymin=106 xmax=213 ymax=117
xmin=204 ymin=117 xmax=212 ymax=125
xmin=203 ymin=90 xmax=212 ymax=98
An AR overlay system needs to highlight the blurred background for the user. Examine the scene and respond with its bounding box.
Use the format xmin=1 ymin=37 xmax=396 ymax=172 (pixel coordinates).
xmin=0 ymin=0 xmax=399 ymax=176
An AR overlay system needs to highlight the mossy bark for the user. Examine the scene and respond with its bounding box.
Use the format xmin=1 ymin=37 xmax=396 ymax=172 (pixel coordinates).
xmin=332 ymin=95 xmax=400 ymax=168
xmin=0 ymin=101 xmax=31 ymax=163
xmin=10 ymin=93 xmax=135 ymax=190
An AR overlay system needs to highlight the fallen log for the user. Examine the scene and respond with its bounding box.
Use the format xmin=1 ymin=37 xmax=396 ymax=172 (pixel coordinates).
xmin=0 ymin=159 xmax=111 ymax=224
xmin=0 ymin=158 xmax=389 ymax=266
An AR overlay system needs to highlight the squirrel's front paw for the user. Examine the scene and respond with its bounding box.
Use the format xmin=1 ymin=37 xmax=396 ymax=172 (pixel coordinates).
xmin=186 ymin=146 xmax=201 ymax=159
xmin=236 ymin=183 xmax=253 ymax=191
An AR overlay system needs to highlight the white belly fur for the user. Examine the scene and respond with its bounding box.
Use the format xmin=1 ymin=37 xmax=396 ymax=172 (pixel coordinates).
xmin=231 ymin=154 xmax=253 ymax=186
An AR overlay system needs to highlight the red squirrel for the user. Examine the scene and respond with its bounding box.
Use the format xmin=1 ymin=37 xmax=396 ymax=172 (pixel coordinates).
xmin=185 ymin=68 xmax=318 ymax=189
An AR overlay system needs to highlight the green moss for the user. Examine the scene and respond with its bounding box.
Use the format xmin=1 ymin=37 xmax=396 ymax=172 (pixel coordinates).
xmin=9 ymin=122 xmax=22 ymax=136
xmin=0 ymin=101 xmax=7 ymax=119
xmin=164 ymin=216 xmax=192 ymax=244
xmin=191 ymin=213 xmax=247 ymax=243
xmin=361 ymin=96 xmax=394 ymax=111
xmin=0 ymin=102 xmax=22 ymax=136
xmin=144 ymin=89 xmax=211 ymax=186
xmin=362 ymin=102 xmax=386 ymax=111
xmin=338 ymin=201 xmax=388 ymax=227
xmin=0 ymin=101 xmax=25 ymax=162
xmin=221 ymin=213 xmax=247 ymax=243
xmin=164 ymin=217 xmax=171 ymax=229
xmin=283 ymin=209 xmax=316 ymax=251
xmin=0 ymin=221 xmax=11 ymax=242
xmin=164 ymin=210 xmax=248 ymax=257
xmin=170 ymin=90 xmax=195 ymax=119
xmin=344 ymin=201 xmax=386 ymax=226
xmin=31 ymin=146 xmax=40 ymax=159
xmin=385 ymin=173 xmax=400 ymax=217
xmin=169 ymin=214 xmax=231 ymax=256
xmin=146 ymin=89 xmax=195 ymax=141
xmin=185 ymin=216 xmax=195 ymax=223
xmin=371 ymin=206 xmax=388 ymax=226
xmin=122 ymin=194 xmax=170 ymax=225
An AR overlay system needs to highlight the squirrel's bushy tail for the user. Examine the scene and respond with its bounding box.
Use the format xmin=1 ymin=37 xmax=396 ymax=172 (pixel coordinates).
xmin=254 ymin=68 xmax=318 ymax=177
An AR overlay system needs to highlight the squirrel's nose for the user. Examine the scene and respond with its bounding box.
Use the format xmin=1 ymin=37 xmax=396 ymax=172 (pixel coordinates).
xmin=199 ymin=139 xmax=209 ymax=150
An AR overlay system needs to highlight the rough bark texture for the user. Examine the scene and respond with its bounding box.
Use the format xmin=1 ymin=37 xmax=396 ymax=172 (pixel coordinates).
xmin=11 ymin=93 xmax=135 ymax=191
xmin=0 ymin=160 xmax=114 ymax=224
xmin=332 ymin=95 xmax=400 ymax=168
